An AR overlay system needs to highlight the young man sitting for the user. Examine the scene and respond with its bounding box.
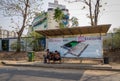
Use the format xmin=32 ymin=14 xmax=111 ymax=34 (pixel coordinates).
xmin=53 ymin=50 xmax=61 ymax=63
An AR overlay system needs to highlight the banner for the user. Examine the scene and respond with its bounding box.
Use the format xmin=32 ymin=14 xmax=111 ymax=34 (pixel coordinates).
xmin=48 ymin=36 xmax=103 ymax=58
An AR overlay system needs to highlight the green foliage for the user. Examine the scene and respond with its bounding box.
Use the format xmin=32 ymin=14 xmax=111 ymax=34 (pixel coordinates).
xmin=28 ymin=31 xmax=43 ymax=51
xmin=54 ymin=8 xmax=64 ymax=22
xmin=70 ymin=17 xmax=79 ymax=27
xmin=10 ymin=41 xmax=25 ymax=51
xmin=59 ymin=23 xmax=64 ymax=28
xmin=10 ymin=42 xmax=17 ymax=51
xmin=113 ymin=28 xmax=120 ymax=48
xmin=29 ymin=31 xmax=42 ymax=38
xmin=103 ymin=38 xmax=112 ymax=49
xmin=54 ymin=7 xmax=64 ymax=28
xmin=103 ymin=28 xmax=120 ymax=50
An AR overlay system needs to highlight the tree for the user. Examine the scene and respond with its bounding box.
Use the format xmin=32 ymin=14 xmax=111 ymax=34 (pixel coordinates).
xmin=28 ymin=31 xmax=43 ymax=51
xmin=0 ymin=0 xmax=43 ymax=52
xmin=112 ymin=28 xmax=120 ymax=49
xmin=65 ymin=0 xmax=106 ymax=26
xmin=103 ymin=38 xmax=112 ymax=50
xmin=54 ymin=7 xmax=64 ymax=28
xmin=10 ymin=41 xmax=25 ymax=51
xmin=70 ymin=17 xmax=79 ymax=27
xmin=103 ymin=28 xmax=120 ymax=51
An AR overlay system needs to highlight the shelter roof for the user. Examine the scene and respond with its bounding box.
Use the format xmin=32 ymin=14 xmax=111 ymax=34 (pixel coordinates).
xmin=35 ymin=24 xmax=111 ymax=37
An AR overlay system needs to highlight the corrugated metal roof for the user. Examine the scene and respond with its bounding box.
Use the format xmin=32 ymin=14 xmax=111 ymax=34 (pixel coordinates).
xmin=35 ymin=24 xmax=111 ymax=37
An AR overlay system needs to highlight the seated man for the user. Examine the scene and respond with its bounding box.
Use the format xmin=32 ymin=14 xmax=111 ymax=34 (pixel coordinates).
xmin=54 ymin=50 xmax=61 ymax=63
xmin=43 ymin=49 xmax=53 ymax=63
xmin=47 ymin=52 xmax=55 ymax=64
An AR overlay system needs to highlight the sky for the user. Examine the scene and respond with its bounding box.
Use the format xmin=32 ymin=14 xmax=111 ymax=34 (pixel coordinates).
xmin=0 ymin=0 xmax=120 ymax=34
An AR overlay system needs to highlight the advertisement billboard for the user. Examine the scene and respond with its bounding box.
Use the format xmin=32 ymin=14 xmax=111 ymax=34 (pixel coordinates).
xmin=48 ymin=36 xmax=103 ymax=58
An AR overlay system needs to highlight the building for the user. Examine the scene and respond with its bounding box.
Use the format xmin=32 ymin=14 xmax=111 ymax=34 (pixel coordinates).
xmin=32 ymin=12 xmax=47 ymax=31
xmin=47 ymin=0 xmax=69 ymax=29
xmin=31 ymin=0 xmax=70 ymax=31
xmin=0 ymin=29 xmax=17 ymax=38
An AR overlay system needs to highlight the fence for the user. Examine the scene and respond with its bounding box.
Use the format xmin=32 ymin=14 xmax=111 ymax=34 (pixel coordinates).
xmin=0 ymin=37 xmax=46 ymax=52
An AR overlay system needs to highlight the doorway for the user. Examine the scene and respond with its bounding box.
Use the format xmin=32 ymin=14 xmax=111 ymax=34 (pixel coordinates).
xmin=2 ymin=39 xmax=9 ymax=51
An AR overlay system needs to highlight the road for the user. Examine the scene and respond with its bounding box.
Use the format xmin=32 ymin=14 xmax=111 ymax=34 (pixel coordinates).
xmin=0 ymin=66 xmax=120 ymax=81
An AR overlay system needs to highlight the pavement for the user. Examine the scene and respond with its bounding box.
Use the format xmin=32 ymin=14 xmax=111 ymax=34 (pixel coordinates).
xmin=0 ymin=60 xmax=120 ymax=71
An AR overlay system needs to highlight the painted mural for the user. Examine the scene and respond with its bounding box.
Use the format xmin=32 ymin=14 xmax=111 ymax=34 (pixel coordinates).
xmin=32 ymin=12 xmax=47 ymax=30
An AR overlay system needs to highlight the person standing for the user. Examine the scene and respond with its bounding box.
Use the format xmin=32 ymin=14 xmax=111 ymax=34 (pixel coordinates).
xmin=43 ymin=49 xmax=50 ymax=63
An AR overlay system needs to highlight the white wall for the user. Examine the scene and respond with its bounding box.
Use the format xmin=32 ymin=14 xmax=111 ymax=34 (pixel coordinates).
xmin=47 ymin=9 xmax=59 ymax=29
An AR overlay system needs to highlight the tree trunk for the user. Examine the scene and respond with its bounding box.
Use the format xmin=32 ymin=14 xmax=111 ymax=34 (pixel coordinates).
xmin=94 ymin=0 xmax=100 ymax=26
xmin=89 ymin=0 xmax=94 ymax=26
xmin=16 ymin=35 xmax=21 ymax=52
xmin=16 ymin=0 xmax=29 ymax=52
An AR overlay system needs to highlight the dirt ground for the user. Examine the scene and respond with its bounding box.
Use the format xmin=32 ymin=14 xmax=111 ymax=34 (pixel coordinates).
xmin=0 ymin=51 xmax=45 ymax=61
xmin=0 ymin=50 xmax=120 ymax=64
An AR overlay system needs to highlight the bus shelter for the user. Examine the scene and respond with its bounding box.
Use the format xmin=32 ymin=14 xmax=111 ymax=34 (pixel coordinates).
xmin=36 ymin=24 xmax=111 ymax=60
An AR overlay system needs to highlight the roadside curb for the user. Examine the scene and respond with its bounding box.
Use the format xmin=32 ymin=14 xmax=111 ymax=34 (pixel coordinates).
xmin=1 ymin=61 xmax=120 ymax=71
xmin=1 ymin=60 xmax=120 ymax=71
